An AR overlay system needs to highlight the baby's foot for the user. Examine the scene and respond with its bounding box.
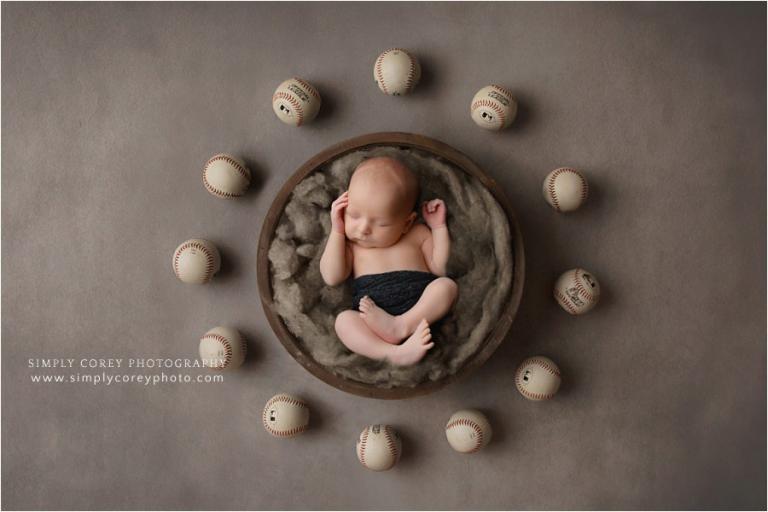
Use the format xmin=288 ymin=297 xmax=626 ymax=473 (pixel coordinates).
xmin=359 ymin=296 xmax=406 ymax=344
xmin=388 ymin=319 xmax=434 ymax=366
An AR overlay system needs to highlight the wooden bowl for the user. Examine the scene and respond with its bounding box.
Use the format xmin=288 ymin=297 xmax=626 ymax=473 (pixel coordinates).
xmin=257 ymin=132 xmax=525 ymax=399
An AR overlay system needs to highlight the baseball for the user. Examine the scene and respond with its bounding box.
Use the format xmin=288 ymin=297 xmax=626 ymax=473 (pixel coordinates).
xmin=543 ymin=167 xmax=589 ymax=212
xmin=470 ymin=84 xmax=517 ymax=130
xmin=445 ymin=409 xmax=492 ymax=453
xmin=199 ymin=326 xmax=247 ymax=370
xmin=554 ymin=268 xmax=601 ymax=315
xmin=272 ymin=77 xmax=321 ymax=126
xmin=374 ymin=48 xmax=421 ymax=96
xmin=172 ymin=239 xmax=221 ymax=284
xmin=202 ymin=154 xmax=251 ymax=199
xmin=515 ymin=356 xmax=562 ymax=401
xmin=356 ymin=424 xmax=402 ymax=471
xmin=262 ymin=393 xmax=310 ymax=438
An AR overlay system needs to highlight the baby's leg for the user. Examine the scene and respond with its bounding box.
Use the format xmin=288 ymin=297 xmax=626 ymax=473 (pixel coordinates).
xmin=359 ymin=277 xmax=458 ymax=343
xmin=335 ymin=311 xmax=434 ymax=366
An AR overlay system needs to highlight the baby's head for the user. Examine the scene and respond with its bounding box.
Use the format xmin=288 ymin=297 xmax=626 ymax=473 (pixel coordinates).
xmin=345 ymin=156 xmax=419 ymax=248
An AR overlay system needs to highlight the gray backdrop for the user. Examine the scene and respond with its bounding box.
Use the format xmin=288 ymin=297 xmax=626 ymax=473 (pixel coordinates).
xmin=2 ymin=2 xmax=765 ymax=510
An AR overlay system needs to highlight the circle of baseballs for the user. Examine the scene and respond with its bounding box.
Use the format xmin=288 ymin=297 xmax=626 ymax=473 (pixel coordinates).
xmin=202 ymin=154 xmax=251 ymax=199
xmin=543 ymin=167 xmax=589 ymax=212
xmin=374 ymin=48 xmax=421 ymax=96
xmin=272 ymin=77 xmax=321 ymax=126
xmin=445 ymin=409 xmax=492 ymax=453
xmin=356 ymin=424 xmax=402 ymax=471
xmin=554 ymin=268 xmax=601 ymax=315
xmin=199 ymin=326 xmax=247 ymax=370
xmin=470 ymin=84 xmax=518 ymax=130
xmin=262 ymin=393 xmax=310 ymax=438
xmin=515 ymin=356 xmax=562 ymax=401
xmin=172 ymin=239 xmax=221 ymax=284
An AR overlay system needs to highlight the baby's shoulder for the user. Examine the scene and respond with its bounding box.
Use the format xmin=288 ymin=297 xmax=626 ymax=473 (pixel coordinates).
xmin=407 ymin=222 xmax=432 ymax=244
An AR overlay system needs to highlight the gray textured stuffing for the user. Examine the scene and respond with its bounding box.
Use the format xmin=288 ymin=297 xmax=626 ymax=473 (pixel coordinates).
xmin=268 ymin=146 xmax=513 ymax=388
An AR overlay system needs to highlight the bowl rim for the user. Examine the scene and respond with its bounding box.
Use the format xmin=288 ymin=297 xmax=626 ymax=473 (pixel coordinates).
xmin=256 ymin=131 xmax=525 ymax=399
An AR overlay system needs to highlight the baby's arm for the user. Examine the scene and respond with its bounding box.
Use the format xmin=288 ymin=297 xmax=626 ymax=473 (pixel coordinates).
xmin=319 ymin=191 xmax=353 ymax=286
xmin=421 ymin=199 xmax=450 ymax=276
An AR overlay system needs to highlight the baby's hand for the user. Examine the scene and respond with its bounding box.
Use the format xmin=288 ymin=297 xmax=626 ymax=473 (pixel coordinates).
xmin=331 ymin=191 xmax=349 ymax=234
xmin=422 ymin=199 xmax=446 ymax=229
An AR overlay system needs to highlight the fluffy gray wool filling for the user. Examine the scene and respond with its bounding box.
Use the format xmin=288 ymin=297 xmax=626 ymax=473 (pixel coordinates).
xmin=268 ymin=146 xmax=513 ymax=388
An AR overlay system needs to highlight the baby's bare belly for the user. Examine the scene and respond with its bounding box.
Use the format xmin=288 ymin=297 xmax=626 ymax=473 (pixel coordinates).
xmin=351 ymin=243 xmax=430 ymax=278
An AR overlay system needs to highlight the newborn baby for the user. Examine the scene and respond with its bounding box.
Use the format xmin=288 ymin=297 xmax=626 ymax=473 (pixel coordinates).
xmin=319 ymin=156 xmax=458 ymax=366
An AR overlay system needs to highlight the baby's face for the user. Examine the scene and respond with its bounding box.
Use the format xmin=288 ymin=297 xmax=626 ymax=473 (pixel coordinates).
xmin=345 ymin=185 xmax=413 ymax=248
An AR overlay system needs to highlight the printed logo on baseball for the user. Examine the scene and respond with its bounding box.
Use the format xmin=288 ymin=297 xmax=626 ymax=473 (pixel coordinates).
xmin=543 ymin=167 xmax=589 ymax=212
xmin=172 ymin=239 xmax=221 ymax=284
xmin=554 ymin=268 xmax=601 ymax=315
xmin=202 ymin=154 xmax=251 ymax=199
xmin=445 ymin=409 xmax=492 ymax=453
xmin=515 ymin=356 xmax=562 ymax=401
xmin=470 ymin=84 xmax=518 ymax=130
xmin=199 ymin=326 xmax=247 ymax=370
xmin=373 ymin=48 xmax=421 ymax=96
xmin=272 ymin=77 xmax=321 ymax=126
xmin=262 ymin=394 xmax=310 ymax=438
xmin=356 ymin=424 xmax=402 ymax=471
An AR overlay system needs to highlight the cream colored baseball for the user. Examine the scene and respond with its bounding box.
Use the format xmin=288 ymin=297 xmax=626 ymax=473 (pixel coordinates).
xmin=470 ymin=84 xmax=517 ymax=130
xmin=172 ymin=239 xmax=221 ymax=284
xmin=374 ymin=48 xmax=421 ymax=96
xmin=445 ymin=409 xmax=492 ymax=453
xmin=515 ymin=356 xmax=562 ymax=401
xmin=543 ymin=167 xmax=589 ymax=212
xmin=202 ymin=154 xmax=251 ymax=199
xmin=272 ymin=77 xmax=321 ymax=126
xmin=554 ymin=268 xmax=601 ymax=315
xmin=262 ymin=393 xmax=310 ymax=438
xmin=199 ymin=327 xmax=247 ymax=370
xmin=356 ymin=424 xmax=401 ymax=471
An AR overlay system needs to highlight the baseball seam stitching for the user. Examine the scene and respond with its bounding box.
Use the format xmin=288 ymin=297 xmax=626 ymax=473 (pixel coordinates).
xmin=401 ymin=49 xmax=417 ymax=92
xmin=548 ymin=168 xmax=587 ymax=211
xmin=202 ymin=154 xmax=250 ymax=198
xmin=292 ymin=77 xmax=320 ymax=100
xmin=573 ymin=269 xmax=598 ymax=301
xmin=383 ymin=425 xmax=399 ymax=461
xmin=359 ymin=426 xmax=370 ymax=468
xmin=490 ymin=83 xmax=514 ymax=99
xmin=471 ymin=99 xmax=506 ymax=127
xmin=262 ymin=395 xmax=309 ymax=437
xmin=515 ymin=358 xmax=560 ymax=400
xmin=272 ymin=91 xmax=305 ymax=126
xmin=375 ymin=51 xmax=390 ymax=95
xmin=201 ymin=333 xmax=233 ymax=369
xmin=202 ymin=171 xmax=240 ymax=198
xmin=554 ymin=288 xmax=578 ymax=314
xmin=445 ymin=418 xmax=483 ymax=452
xmin=173 ymin=241 xmax=215 ymax=282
